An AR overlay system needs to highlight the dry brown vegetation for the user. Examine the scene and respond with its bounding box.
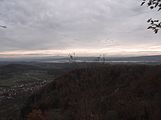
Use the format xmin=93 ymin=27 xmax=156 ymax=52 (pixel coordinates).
xmin=22 ymin=64 xmax=161 ymax=120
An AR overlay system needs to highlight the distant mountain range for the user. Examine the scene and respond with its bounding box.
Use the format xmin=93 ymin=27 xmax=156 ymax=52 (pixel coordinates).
xmin=0 ymin=55 xmax=161 ymax=63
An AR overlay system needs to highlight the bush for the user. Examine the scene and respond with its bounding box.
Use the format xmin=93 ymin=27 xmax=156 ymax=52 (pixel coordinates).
xmin=27 ymin=109 xmax=47 ymax=120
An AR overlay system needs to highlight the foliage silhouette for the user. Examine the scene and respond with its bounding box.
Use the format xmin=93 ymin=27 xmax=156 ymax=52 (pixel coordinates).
xmin=141 ymin=0 xmax=161 ymax=33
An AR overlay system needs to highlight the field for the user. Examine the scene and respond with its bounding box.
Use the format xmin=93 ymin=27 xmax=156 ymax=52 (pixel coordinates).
xmin=0 ymin=62 xmax=73 ymax=120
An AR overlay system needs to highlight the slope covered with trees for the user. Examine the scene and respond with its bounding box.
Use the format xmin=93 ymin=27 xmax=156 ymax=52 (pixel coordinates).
xmin=21 ymin=64 xmax=161 ymax=120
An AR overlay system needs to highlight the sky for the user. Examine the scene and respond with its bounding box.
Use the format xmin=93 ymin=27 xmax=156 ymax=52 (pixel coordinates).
xmin=0 ymin=0 xmax=161 ymax=57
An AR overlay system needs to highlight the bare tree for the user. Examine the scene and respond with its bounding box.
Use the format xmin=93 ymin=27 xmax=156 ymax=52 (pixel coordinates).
xmin=68 ymin=53 xmax=75 ymax=63
xmin=141 ymin=0 xmax=161 ymax=33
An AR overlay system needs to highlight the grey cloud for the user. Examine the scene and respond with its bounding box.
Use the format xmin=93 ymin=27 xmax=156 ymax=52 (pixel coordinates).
xmin=0 ymin=0 xmax=161 ymax=52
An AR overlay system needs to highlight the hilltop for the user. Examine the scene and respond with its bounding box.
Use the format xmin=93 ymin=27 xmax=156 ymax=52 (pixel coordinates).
xmin=21 ymin=64 xmax=161 ymax=120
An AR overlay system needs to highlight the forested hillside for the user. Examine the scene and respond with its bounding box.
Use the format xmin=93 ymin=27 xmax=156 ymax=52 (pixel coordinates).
xmin=22 ymin=64 xmax=161 ymax=120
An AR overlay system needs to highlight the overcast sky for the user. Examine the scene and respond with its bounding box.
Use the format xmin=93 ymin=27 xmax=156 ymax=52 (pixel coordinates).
xmin=0 ymin=0 xmax=161 ymax=57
